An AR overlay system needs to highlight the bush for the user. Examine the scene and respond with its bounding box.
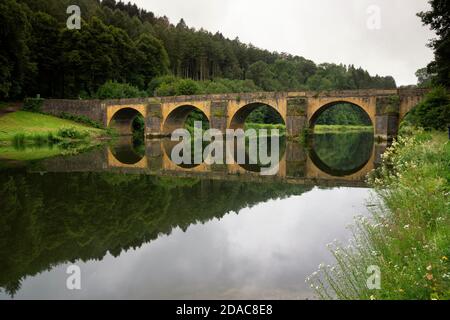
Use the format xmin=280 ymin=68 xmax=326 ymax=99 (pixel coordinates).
xmin=95 ymin=81 xmax=147 ymax=99
xmin=59 ymin=112 xmax=103 ymax=129
xmin=150 ymin=76 xmax=262 ymax=97
xmin=406 ymin=86 xmax=450 ymax=130
xmin=148 ymin=75 xmax=178 ymax=95
xmin=176 ymin=79 xmax=202 ymax=95
xmin=22 ymin=98 xmax=44 ymax=112
xmin=12 ymin=133 xmax=25 ymax=148
xmin=57 ymin=127 xmax=89 ymax=139
xmin=153 ymin=78 xmax=202 ymax=96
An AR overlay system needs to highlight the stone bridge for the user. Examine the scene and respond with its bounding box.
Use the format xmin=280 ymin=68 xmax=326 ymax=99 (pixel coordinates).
xmin=42 ymin=88 xmax=428 ymax=140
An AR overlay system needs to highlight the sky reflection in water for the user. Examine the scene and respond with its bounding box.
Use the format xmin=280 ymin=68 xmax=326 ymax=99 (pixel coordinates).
xmin=1 ymin=186 xmax=373 ymax=300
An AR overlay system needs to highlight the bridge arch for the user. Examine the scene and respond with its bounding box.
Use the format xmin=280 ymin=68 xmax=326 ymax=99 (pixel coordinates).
xmin=162 ymin=104 xmax=211 ymax=135
xmin=308 ymin=99 xmax=374 ymax=129
xmin=229 ymin=102 xmax=286 ymax=130
xmin=107 ymin=105 xmax=146 ymax=136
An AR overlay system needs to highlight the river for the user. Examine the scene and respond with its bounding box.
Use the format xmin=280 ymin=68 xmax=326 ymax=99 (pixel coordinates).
xmin=0 ymin=131 xmax=386 ymax=299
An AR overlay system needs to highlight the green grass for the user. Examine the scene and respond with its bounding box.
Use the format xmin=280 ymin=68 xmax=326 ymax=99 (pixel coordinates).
xmin=0 ymin=111 xmax=105 ymax=141
xmin=313 ymin=125 xmax=373 ymax=133
xmin=308 ymin=128 xmax=450 ymax=300
xmin=0 ymin=145 xmax=70 ymax=161
xmin=0 ymin=141 xmax=102 ymax=162
xmin=245 ymin=123 xmax=286 ymax=131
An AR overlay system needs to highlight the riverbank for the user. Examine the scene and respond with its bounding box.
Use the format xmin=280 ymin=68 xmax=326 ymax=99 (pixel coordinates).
xmin=0 ymin=111 xmax=106 ymax=142
xmin=243 ymin=124 xmax=373 ymax=134
xmin=308 ymin=129 xmax=449 ymax=300
xmin=0 ymin=111 xmax=106 ymax=143
xmin=0 ymin=111 xmax=110 ymax=162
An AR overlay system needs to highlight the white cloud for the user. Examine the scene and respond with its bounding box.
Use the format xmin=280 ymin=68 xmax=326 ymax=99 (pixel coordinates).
xmin=129 ymin=0 xmax=435 ymax=86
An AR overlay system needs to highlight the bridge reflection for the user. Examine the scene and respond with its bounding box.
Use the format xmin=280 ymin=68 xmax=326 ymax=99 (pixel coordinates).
xmin=101 ymin=133 xmax=387 ymax=187
xmin=36 ymin=134 xmax=387 ymax=187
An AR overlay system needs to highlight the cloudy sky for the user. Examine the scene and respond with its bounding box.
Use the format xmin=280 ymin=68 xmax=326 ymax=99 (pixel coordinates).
xmin=129 ymin=0 xmax=435 ymax=86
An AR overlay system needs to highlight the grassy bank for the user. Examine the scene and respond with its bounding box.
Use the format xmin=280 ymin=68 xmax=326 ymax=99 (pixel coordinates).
xmin=0 ymin=111 xmax=106 ymax=143
xmin=313 ymin=125 xmax=373 ymax=133
xmin=308 ymin=129 xmax=449 ymax=300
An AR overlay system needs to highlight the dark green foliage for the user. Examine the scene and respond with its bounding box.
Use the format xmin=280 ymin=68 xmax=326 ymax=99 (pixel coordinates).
xmin=151 ymin=77 xmax=262 ymax=96
xmin=415 ymin=67 xmax=433 ymax=88
xmin=95 ymin=80 xmax=147 ymax=99
xmin=57 ymin=126 xmax=89 ymax=139
xmin=132 ymin=114 xmax=145 ymax=142
xmin=418 ymin=1 xmax=450 ymax=87
xmin=246 ymin=106 xmax=284 ymax=124
xmin=152 ymin=77 xmax=204 ymax=96
xmin=173 ymin=79 xmax=202 ymax=96
xmin=2 ymin=0 xmax=396 ymax=100
xmin=0 ymin=170 xmax=311 ymax=296
xmin=311 ymin=132 xmax=374 ymax=175
xmin=59 ymin=112 xmax=104 ymax=129
xmin=0 ymin=0 xmax=35 ymax=98
xmin=406 ymin=86 xmax=450 ymax=130
xmin=185 ymin=110 xmax=210 ymax=130
xmin=315 ymin=104 xmax=372 ymax=126
xmin=22 ymin=98 xmax=44 ymax=112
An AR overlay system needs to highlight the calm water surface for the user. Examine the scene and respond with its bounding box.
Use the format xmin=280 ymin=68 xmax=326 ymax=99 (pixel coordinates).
xmin=0 ymin=132 xmax=385 ymax=299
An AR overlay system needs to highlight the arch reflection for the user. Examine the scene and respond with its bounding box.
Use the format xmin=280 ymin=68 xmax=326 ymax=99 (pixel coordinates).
xmin=110 ymin=136 xmax=145 ymax=165
xmin=105 ymin=132 xmax=381 ymax=184
xmin=308 ymin=132 xmax=374 ymax=177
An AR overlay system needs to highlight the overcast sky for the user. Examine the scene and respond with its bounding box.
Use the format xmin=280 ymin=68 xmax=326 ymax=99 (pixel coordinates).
xmin=129 ymin=0 xmax=435 ymax=86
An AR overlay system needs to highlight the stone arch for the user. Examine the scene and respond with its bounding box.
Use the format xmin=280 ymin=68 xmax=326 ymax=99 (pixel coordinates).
xmin=162 ymin=104 xmax=211 ymax=135
xmin=229 ymin=102 xmax=286 ymax=130
xmin=107 ymin=105 xmax=146 ymax=136
xmin=308 ymin=98 xmax=375 ymax=129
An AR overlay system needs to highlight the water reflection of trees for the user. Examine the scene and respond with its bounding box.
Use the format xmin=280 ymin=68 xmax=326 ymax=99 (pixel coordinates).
xmin=0 ymin=171 xmax=311 ymax=297
xmin=309 ymin=132 xmax=374 ymax=176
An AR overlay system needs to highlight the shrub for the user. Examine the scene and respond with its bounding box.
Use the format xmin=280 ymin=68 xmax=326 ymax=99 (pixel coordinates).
xmin=150 ymin=76 xmax=262 ymax=97
xmin=154 ymin=82 xmax=177 ymax=97
xmin=406 ymin=86 xmax=450 ymax=130
xmin=57 ymin=127 xmax=89 ymax=139
xmin=12 ymin=133 xmax=25 ymax=148
xmin=30 ymin=133 xmax=48 ymax=146
xmin=175 ymin=79 xmax=202 ymax=95
xmin=22 ymin=98 xmax=44 ymax=112
xmin=95 ymin=81 xmax=147 ymax=99
xmin=148 ymin=75 xmax=178 ymax=95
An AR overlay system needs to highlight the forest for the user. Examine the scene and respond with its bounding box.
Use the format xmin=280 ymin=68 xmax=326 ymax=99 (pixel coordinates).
xmin=1 ymin=0 xmax=397 ymax=103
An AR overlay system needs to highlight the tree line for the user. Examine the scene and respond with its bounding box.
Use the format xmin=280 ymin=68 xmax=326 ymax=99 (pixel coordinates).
xmin=1 ymin=0 xmax=397 ymax=101
xmin=407 ymin=0 xmax=450 ymax=131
